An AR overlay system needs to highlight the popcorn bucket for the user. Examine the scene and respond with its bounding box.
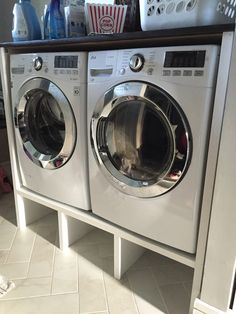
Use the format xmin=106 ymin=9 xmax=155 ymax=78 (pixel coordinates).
xmin=86 ymin=3 xmax=127 ymax=34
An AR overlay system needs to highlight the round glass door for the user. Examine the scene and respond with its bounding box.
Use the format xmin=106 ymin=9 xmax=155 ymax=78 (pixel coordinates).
xmin=91 ymin=82 xmax=192 ymax=197
xmin=16 ymin=78 xmax=76 ymax=169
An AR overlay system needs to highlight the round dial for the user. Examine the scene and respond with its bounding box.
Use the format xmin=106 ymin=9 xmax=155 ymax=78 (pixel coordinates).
xmin=33 ymin=57 xmax=43 ymax=71
xmin=129 ymin=54 xmax=145 ymax=72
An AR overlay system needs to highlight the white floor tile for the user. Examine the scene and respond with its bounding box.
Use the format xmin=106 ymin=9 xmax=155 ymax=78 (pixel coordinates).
xmin=78 ymin=256 xmax=108 ymax=313
xmin=78 ymin=229 xmax=113 ymax=246
xmin=0 ymin=220 xmax=16 ymax=250
xmin=98 ymin=241 xmax=114 ymax=258
xmin=0 ymin=216 xmax=4 ymax=224
xmin=51 ymin=248 xmax=78 ymax=295
xmin=160 ymin=283 xmax=191 ymax=314
xmin=0 ymin=193 xmax=194 ymax=314
xmin=0 ymin=277 xmax=52 ymax=300
xmin=6 ymin=228 xmax=36 ymax=263
xmin=28 ymin=235 xmax=55 ymax=278
xmin=0 ymin=293 xmax=79 ymax=314
xmin=104 ymin=273 xmax=138 ymax=314
xmin=152 ymin=264 xmax=185 ymax=286
xmin=183 ymin=281 xmax=193 ymax=297
xmin=127 ymin=268 xmax=168 ymax=314
xmin=0 ymin=262 xmax=28 ymax=280
xmin=29 ymin=212 xmax=58 ymax=245
xmin=129 ymin=252 xmax=150 ymax=271
xmin=0 ymin=250 xmax=9 ymax=264
xmin=146 ymin=251 xmax=181 ymax=268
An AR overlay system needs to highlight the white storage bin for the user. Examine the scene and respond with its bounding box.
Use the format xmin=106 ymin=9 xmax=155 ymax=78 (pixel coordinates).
xmin=139 ymin=0 xmax=236 ymax=31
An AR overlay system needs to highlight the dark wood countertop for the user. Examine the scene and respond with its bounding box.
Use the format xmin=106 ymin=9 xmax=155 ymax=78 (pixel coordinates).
xmin=1 ymin=24 xmax=235 ymax=53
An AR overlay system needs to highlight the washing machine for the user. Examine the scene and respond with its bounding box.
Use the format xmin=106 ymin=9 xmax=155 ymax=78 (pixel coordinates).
xmin=88 ymin=45 xmax=219 ymax=253
xmin=11 ymin=52 xmax=90 ymax=210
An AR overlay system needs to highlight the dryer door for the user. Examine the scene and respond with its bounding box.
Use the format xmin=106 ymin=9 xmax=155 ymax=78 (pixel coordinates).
xmin=16 ymin=78 xmax=76 ymax=169
xmin=91 ymin=81 xmax=192 ymax=197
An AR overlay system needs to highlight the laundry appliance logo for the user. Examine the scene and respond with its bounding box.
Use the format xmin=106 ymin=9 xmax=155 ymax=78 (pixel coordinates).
xmin=99 ymin=16 xmax=114 ymax=32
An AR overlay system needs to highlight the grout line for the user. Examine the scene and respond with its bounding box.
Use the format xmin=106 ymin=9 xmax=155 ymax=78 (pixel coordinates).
xmin=4 ymin=224 xmax=18 ymax=264
xmin=26 ymin=233 xmax=37 ymax=277
xmin=80 ymin=311 xmax=109 ymax=314
xmin=101 ymin=264 xmax=110 ymax=314
xmin=78 ymin=254 xmax=81 ymax=314
xmin=49 ymin=244 xmax=56 ymax=295
xmin=76 ymin=251 xmax=79 ymax=293
xmin=126 ymin=272 xmax=141 ymax=314
xmin=0 ymin=290 xmax=77 ymax=302
xmin=182 ymin=281 xmax=193 ymax=298
xmin=149 ymin=266 xmax=170 ymax=314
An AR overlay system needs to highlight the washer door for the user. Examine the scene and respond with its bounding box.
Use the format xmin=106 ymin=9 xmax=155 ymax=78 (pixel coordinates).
xmin=16 ymin=78 xmax=76 ymax=169
xmin=91 ymin=81 xmax=192 ymax=197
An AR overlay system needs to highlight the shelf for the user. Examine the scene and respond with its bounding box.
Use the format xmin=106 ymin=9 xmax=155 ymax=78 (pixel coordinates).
xmin=17 ymin=186 xmax=196 ymax=272
xmin=1 ymin=24 xmax=235 ymax=53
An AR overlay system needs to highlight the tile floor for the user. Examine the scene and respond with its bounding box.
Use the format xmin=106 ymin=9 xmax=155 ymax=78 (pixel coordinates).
xmin=0 ymin=192 xmax=194 ymax=314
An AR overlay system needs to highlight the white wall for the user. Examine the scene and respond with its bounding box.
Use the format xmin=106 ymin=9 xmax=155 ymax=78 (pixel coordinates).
xmin=0 ymin=0 xmax=15 ymax=42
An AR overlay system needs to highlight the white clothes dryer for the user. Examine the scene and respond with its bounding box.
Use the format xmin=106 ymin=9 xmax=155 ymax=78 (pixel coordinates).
xmin=88 ymin=45 xmax=219 ymax=253
xmin=11 ymin=52 xmax=90 ymax=210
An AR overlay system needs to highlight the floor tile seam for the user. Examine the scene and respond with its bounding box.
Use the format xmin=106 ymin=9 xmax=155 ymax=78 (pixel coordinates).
xmin=80 ymin=310 xmax=109 ymax=314
xmin=4 ymin=225 xmax=18 ymax=264
xmin=149 ymin=266 xmax=170 ymax=314
xmin=75 ymin=253 xmax=79 ymax=293
xmin=125 ymin=273 xmax=141 ymax=314
xmin=182 ymin=281 xmax=192 ymax=297
xmin=50 ymin=289 xmax=79 ymax=296
xmin=26 ymin=232 xmax=37 ymax=277
xmin=0 ymin=291 xmax=52 ymax=301
xmin=101 ymin=266 xmax=110 ymax=314
xmin=49 ymin=244 xmax=56 ymax=295
xmin=0 ymin=291 xmax=79 ymax=303
xmin=1 ymin=260 xmax=29 ymax=265
xmin=76 ymin=240 xmax=113 ymax=249
xmin=23 ymin=273 xmax=55 ymax=280
xmin=156 ymin=280 xmax=191 ymax=288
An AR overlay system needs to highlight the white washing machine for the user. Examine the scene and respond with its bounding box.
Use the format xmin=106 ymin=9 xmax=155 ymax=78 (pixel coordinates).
xmin=11 ymin=52 xmax=90 ymax=210
xmin=88 ymin=45 xmax=219 ymax=253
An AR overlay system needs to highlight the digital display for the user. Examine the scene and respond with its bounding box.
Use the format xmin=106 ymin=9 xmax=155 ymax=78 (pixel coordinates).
xmin=54 ymin=56 xmax=78 ymax=68
xmin=164 ymin=50 xmax=206 ymax=68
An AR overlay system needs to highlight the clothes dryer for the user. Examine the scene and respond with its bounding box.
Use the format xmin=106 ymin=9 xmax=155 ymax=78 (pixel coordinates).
xmin=88 ymin=46 xmax=219 ymax=253
xmin=11 ymin=52 xmax=90 ymax=210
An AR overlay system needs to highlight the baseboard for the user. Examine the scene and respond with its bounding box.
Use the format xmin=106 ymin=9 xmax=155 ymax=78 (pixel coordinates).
xmin=194 ymin=298 xmax=234 ymax=314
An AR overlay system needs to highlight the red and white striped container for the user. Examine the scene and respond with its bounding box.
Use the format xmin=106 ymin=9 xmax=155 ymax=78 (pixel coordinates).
xmin=86 ymin=3 xmax=127 ymax=34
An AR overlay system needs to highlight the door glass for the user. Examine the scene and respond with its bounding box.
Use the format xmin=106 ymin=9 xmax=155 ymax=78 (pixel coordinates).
xmin=24 ymin=89 xmax=65 ymax=157
xmin=103 ymin=99 xmax=175 ymax=182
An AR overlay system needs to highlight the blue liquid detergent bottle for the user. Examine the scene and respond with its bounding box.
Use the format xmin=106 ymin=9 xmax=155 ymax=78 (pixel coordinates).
xmin=12 ymin=0 xmax=42 ymax=41
xmin=48 ymin=0 xmax=65 ymax=39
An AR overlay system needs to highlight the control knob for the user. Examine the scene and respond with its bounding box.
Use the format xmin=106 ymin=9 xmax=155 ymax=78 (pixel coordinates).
xmin=33 ymin=56 xmax=43 ymax=71
xmin=129 ymin=54 xmax=145 ymax=72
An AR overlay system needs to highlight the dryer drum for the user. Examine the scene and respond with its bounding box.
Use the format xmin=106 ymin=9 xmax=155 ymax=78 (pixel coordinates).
xmin=91 ymin=81 xmax=192 ymax=198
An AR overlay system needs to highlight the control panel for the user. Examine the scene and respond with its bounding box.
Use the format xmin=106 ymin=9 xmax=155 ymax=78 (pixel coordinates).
xmin=88 ymin=45 xmax=219 ymax=87
xmin=11 ymin=53 xmax=82 ymax=79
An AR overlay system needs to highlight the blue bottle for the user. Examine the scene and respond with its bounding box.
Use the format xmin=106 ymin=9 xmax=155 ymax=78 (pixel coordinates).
xmin=48 ymin=0 xmax=65 ymax=39
xmin=12 ymin=0 xmax=42 ymax=41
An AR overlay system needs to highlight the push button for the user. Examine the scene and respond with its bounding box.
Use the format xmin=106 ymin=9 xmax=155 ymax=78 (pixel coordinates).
xmin=183 ymin=70 xmax=192 ymax=76
xmin=163 ymin=70 xmax=171 ymax=76
xmin=173 ymin=70 xmax=181 ymax=76
xmin=194 ymin=70 xmax=204 ymax=77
